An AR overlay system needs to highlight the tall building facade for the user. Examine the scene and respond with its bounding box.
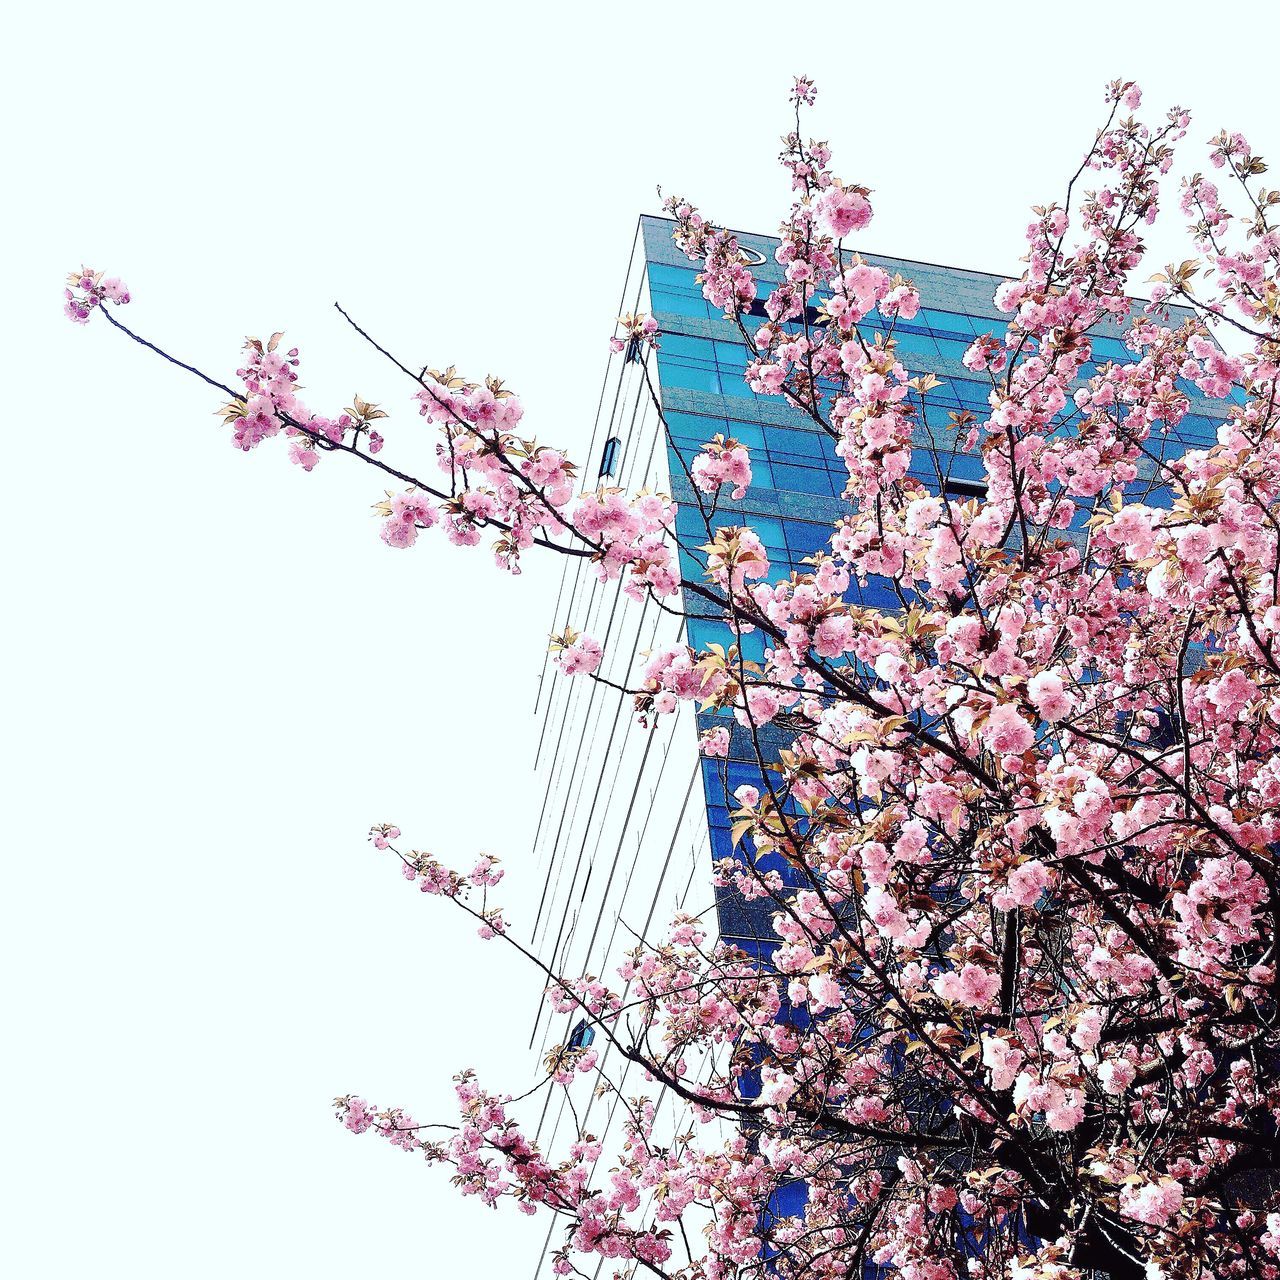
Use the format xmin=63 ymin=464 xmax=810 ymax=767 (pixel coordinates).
xmin=526 ymin=214 xmax=1229 ymax=1275
xmin=639 ymin=213 xmax=1223 ymax=956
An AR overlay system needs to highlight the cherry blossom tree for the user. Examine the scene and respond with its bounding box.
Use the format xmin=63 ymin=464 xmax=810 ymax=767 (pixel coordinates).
xmin=68 ymin=76 xmax=1280 ymax=1280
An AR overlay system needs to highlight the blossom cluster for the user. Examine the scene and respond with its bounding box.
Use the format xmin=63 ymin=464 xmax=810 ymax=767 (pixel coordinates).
xmin=690 ymin=434 xmax=753 ymax=500
xmin=63 ymin=268 xmax=129 ymax=323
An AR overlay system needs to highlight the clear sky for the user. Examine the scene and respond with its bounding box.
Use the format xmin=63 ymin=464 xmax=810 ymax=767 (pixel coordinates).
xmin=4 ymin=3 xmax=1275 ymax=1276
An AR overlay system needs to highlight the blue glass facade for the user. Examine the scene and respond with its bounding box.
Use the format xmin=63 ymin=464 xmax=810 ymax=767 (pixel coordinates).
xmin=524 ymin=217 xmax=1240 ymax=1280
xmin=516 ymin=217 xmax=1245 ymax=1280
xmin=639 ymin=213 xmax=1231 ymax=955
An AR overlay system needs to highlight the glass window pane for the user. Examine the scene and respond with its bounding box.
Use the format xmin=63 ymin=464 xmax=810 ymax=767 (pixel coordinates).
xmin=658 ymin=361 xmax=720 ymax=394
xmin=651 ymin=287 xmax=709 ymax=319
xmin=649 ymin=263 xmax=701 ymax=289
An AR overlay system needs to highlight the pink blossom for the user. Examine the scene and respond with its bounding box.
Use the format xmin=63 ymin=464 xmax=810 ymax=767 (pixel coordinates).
xmin=381 ymin=490 xmax=435 ymax=548
xmin=1026 ymin=672 xmax=1075 ymax=723
xmin=817 ymin=188 xmax=872 ymax=238
xmin=1207 ymin=667 xmax=1257 ymax=717
xmin=992 ymin=859 xmax=1051 ymax=910
xmin=807 ymin=972 xmax=842 ymax=1012
xmin=63 ymin=268 xmax=131 ymax=323
xmin=691 ymin=436 xmax=753 ymax=500
xmin=1097 ymin=1058 xmax=1136 ymax=1096
xmin=880 ymin=285 xmax=920 ymax=320
xmin=556 ymin=633 xmax=603 ymax=676
xmin=982 ymin=1035 xmax=1025 ymax=1091
xmin=980 ymin=704 xmax=1035 ymax=755
xmin=932 ymin=963 xmax=1000 ymax=1010
xmin=1120 ymin=1178 xmax=1184 ymax=1227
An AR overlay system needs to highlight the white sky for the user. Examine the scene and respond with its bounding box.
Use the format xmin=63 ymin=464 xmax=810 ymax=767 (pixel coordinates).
xmin=4 ymin=3 xmax=1276 ymax=1276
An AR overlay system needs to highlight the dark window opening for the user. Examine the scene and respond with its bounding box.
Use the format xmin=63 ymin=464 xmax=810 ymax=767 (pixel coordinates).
xmin=942 ymin=478 xmax=987 ymax=501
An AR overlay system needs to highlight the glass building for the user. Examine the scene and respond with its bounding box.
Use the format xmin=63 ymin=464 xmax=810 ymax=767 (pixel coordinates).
xmin=526 ymin=214 xmax=1230 ymax=1274
xmin=637 ymin=213 xmax=1227 ymax=957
